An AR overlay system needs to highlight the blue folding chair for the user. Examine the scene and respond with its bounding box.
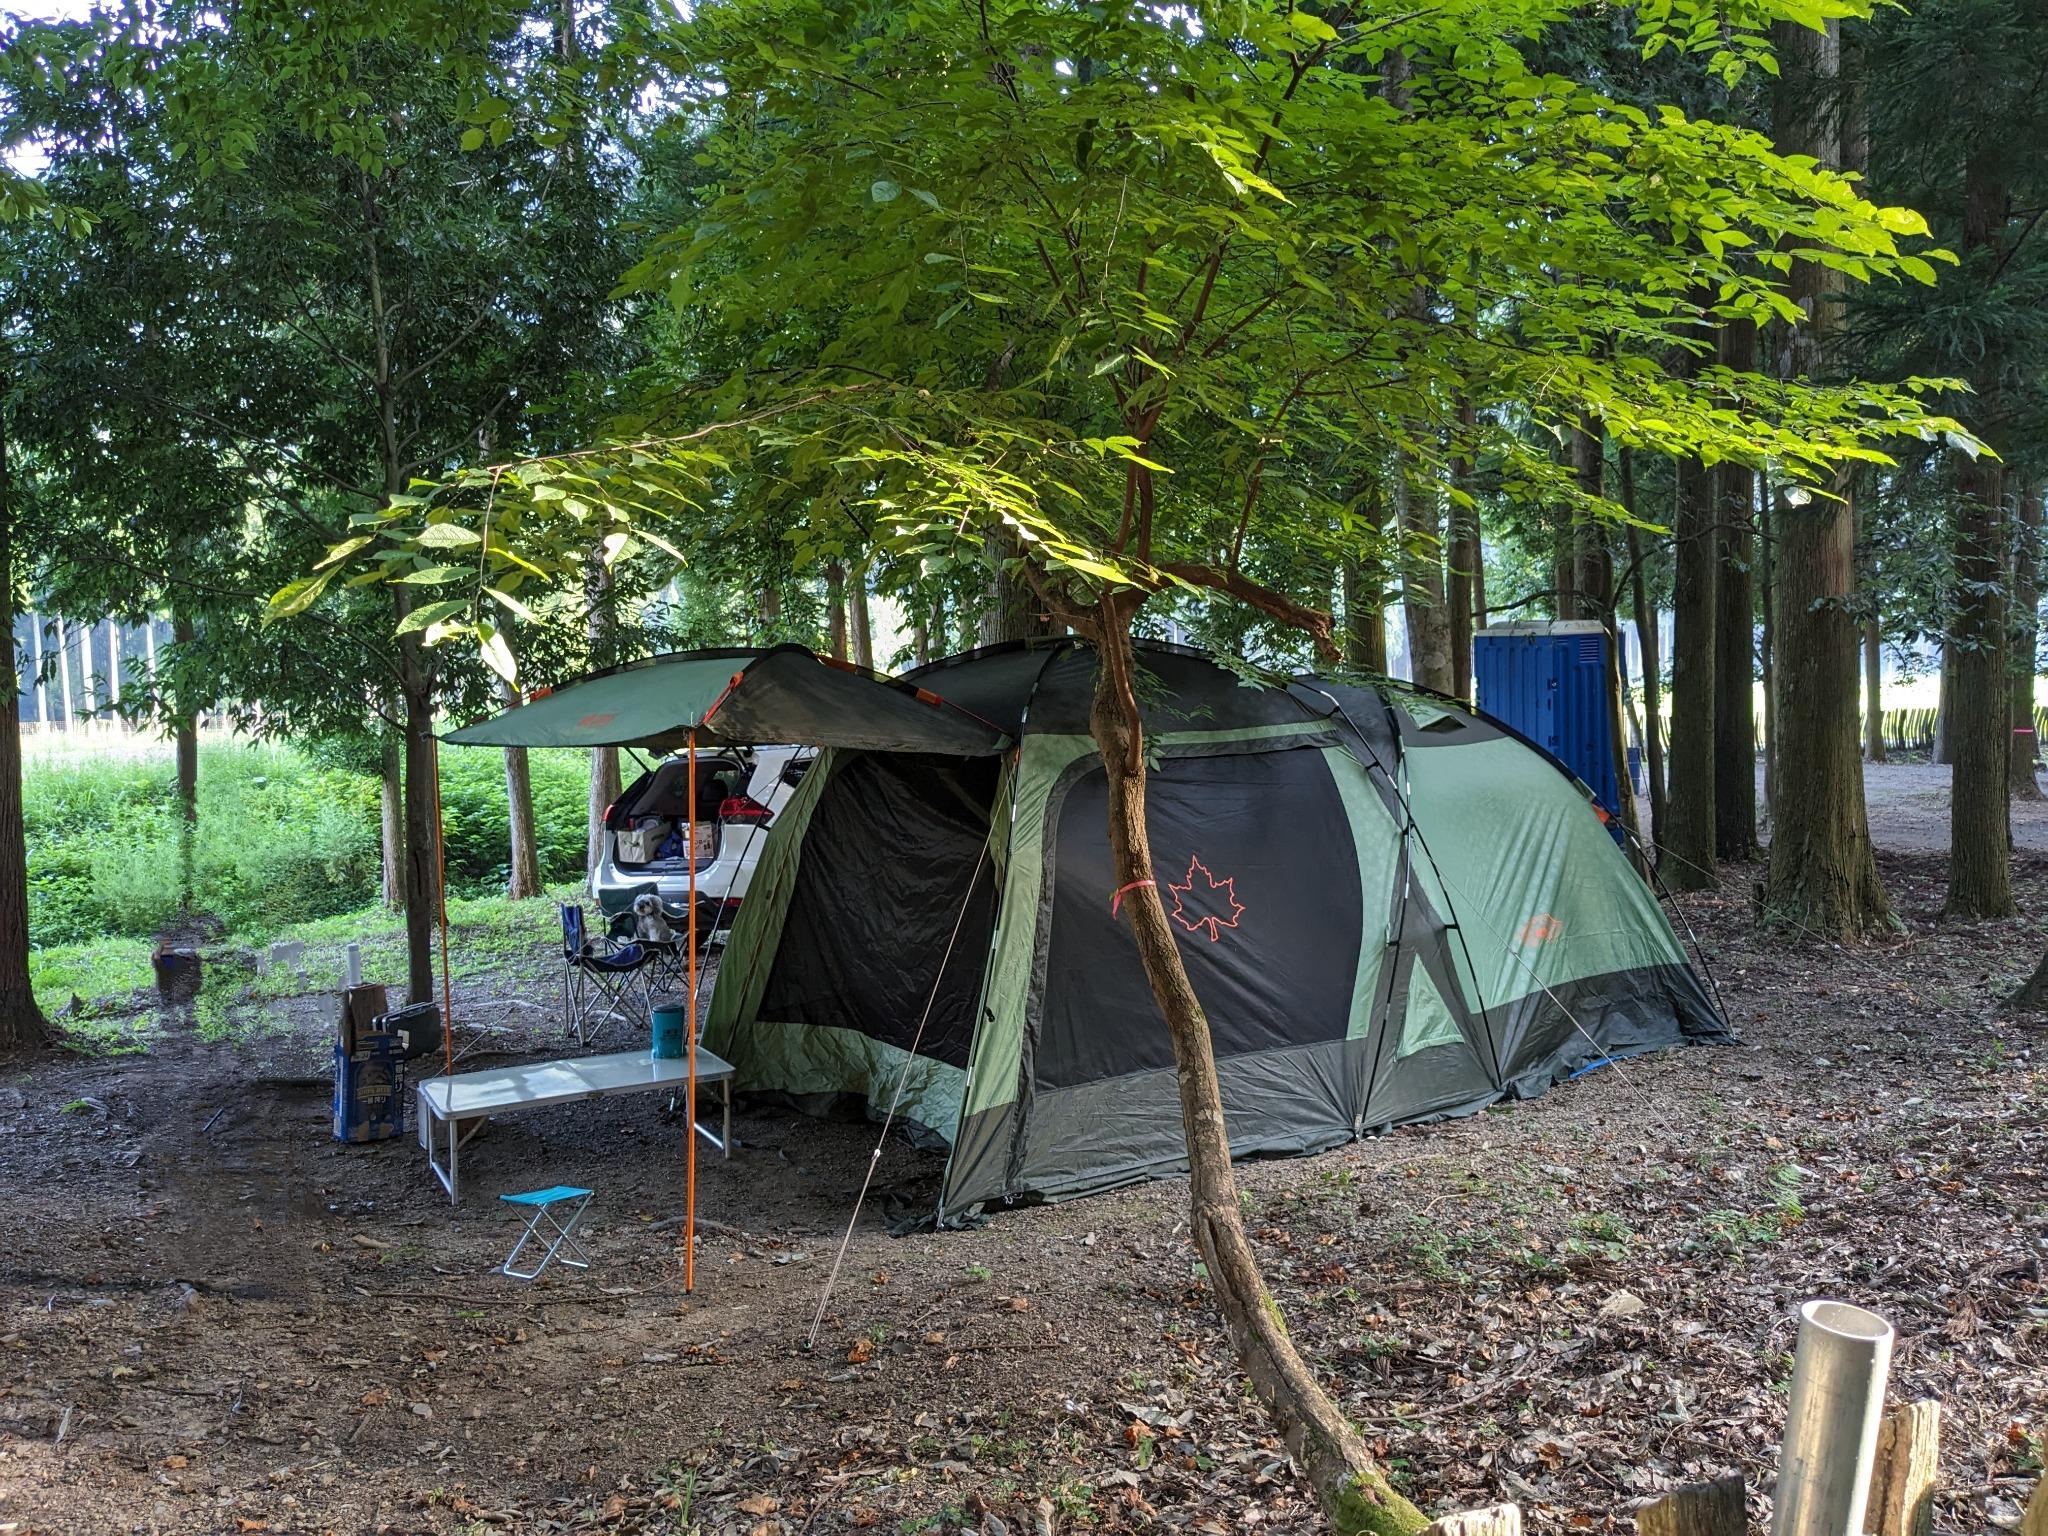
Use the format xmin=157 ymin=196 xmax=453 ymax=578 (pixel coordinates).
xmin=498 ymin=1185 xmax=593 ymax=1280
xmin=559 ymin=902 xmax=655 ymax=1046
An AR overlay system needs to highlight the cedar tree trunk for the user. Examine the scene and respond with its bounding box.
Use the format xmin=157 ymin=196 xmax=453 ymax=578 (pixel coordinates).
xmin=1621 ymin=452 xmax=1667 ymax=845
xmin=0 ymin=389 xmax=51 ymax=1052
xmin=1945 ymin=148 xmax=2016 ymax=919
xmin=1398 ymin=479 xmax=1453 ymax=692
xmin=502 ymin=680 xmax=542 ymax=900
xmin=1947 ymin=455 xmax=2014 ymax=916
xmin=1763 ymin=18 xmax=1891 ymax=936
xmin=1343 ymin=558 xmax=1387 ymax=674
xmin=1712 ymin=321 xmax=1759 ymax=860
xmin=826 ymin=563 xmax=849 ymax=661
xmin=2012 ymin=483 xmax=2042 ymax=800
xmin=1663 ymin=453 xmax=1717 ymax=889
xmin=171 ymin=610 xmax=199 ymax=908
xmin=1088 ymin=610 xmax=1425 ymax=1536
xmin=1863 ymin=617 xmax=1886 ymax=764
xmin=850 ymin=571 xmax=874 ymax=671
xmin=380 ymin=728 xmax=406 ymax=910
xmin=1447 ymin=403 xmax=1479 ymax=701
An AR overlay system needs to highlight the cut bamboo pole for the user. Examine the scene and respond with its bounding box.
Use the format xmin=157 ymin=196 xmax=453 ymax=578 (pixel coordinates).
xmin=1640 ymin=1475 xmax=1746 ymax=1536
xmin=1864 ymin=1400 xmax=1939 ymax=1536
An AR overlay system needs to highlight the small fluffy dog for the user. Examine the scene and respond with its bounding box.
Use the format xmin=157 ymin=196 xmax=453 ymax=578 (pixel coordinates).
xmin=632 ymin=893 xmax=678 ymax=946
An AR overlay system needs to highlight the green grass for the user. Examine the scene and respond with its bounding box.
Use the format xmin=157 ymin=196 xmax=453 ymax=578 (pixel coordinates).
xmin=32 ymin=881 xmax=584 ymax=1052
xmin=27 ymin=735 xmax=593 ymax=948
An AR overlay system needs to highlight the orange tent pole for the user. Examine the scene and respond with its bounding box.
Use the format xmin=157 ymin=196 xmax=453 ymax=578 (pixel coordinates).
xmin=432 ymin=735 xmax=455 ymax=1079
xmin=684 ymin=730 xmax=698 ymax=1293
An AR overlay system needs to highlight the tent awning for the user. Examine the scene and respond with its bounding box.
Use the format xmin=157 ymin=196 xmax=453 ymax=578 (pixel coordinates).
xmin=441 ymin=645 xmax=1010 ymax=756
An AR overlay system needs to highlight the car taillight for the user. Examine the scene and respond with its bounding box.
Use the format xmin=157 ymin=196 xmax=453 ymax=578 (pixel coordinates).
xmin=719 ymin=794 xmax=773 ymax=825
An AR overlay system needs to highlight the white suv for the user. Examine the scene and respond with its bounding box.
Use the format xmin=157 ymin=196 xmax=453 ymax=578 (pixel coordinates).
xmin=590 ymin=745 xmax=813 ymax=931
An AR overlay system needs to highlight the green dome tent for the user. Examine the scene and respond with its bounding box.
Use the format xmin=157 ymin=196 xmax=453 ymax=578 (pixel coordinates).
xmin=699 ymin=639 xmax=1726 ymax=1220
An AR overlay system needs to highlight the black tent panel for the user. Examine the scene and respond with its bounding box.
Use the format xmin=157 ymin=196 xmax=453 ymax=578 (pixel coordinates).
xmin=1033 ymin=746 xmax=1362 ymax=1091
xmin=757 ymin=752 xmax=1001 ymax=1069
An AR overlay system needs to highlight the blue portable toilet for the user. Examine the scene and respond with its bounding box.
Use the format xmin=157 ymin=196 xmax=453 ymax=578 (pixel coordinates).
xmin=1473 ymin=621 xmax=1628 ymax=842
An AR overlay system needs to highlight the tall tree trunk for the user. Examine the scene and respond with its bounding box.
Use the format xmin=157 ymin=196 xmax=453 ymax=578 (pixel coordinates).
xmin=2012 ymin=482 xmax=2042 ymax=800
xmin=1398 ymin=479 xmax=1453 ymax=692
xmin=825 ymin=563 xmax=849 ymax=661
xmin=980 ymin=527 xmax=1046 ymax=646
xmin=1088 ymin=605 xmax=1424 ymax=1536
xmin=27 ymin=611 xmax=45 ymax=727
xmin=1931 ymin=645 xmax=1955 ymax=764
xmin=380 ymin=727 xmax=405 ymax=911
xmin=1712 ymin=321 xmax=1759 ymax=860
xmin=1863 ymin=616 xmax=1886 ymax=764
xmin=0 ymin=387 xmax=51 ymax=1052
xmin=53 ymin=614 xmax=72 ymax=727
xmin=502 ymin=679 xmax=542 ymax=901
xmin=1342 ymin=559 xmax=1387 ymax=673
xmin=1570 ymin=420 xmax=1609 ymax=612
xmin=1945 ymin=148 xmax=2016 ymax=920
xmin=1447 ymin=403 xmax=1479 ymax=700
xmin=1551 ymin=516 xmax=1579 ymax=621
xmin=1621 ymin=451 xmax=1667 ymax=849
xmin=1758 ymin=471 xmax=1778 ymax=818
xmin=1663 ymin=453 xmax=1718 ymax=889
xmin=1763 ymin=18 xmax=1891 ymax=937
xmin=394 ymin=594 xmax=441 ymax=1005
xmin=850 ymin=570 xmax=873 ymax=670
xmin=170 ymin=610 xmax=199 ymax=909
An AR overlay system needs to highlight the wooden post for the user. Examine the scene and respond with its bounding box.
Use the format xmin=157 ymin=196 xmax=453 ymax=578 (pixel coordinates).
xmin=1638 ymin=1475 xmax=1745 ymax=1535
xmin=1423 ymin=1506 xmax=1521 ymax=1536
xmin=1864 ymin=1399 xmax=1938 ymax=1536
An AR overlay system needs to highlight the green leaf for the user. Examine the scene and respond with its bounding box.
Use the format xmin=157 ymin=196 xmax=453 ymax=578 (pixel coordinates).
xmin=395 ymin=599 xmax=469 ymax=636
xmin=459 ymin=127 xmax=485 ymax=152
xmin=314 ymin=535 xmax=375 ymax=571
xmin=870 ymin=179 xmax=901 ymax=204
xmin=415 ymin=521 xmax=484 ymax=548
xmin=266 ymin=572 xmax=333 ymax=622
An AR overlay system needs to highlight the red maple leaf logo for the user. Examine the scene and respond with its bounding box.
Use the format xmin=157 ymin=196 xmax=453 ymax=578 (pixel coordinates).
xmin=1167 ymin=855 xmax=1245 ymax=942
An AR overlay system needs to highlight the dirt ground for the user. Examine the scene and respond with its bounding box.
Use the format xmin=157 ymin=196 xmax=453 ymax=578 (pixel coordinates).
xmin=4 ymin=761 xmax=2047 ymax=1536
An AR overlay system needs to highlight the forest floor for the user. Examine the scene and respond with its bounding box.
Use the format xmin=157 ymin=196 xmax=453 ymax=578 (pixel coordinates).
xmin=3 ymin=761 xmax=2047 ymax=1536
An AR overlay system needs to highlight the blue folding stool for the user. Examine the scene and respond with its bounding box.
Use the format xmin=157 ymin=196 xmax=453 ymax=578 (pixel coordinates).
xmin=498 ymin=1185 xmax=594 ymax=1280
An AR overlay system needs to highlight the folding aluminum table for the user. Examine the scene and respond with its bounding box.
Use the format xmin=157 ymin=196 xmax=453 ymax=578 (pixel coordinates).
xmin=416 ymin=1047 xmax=734 ymax=1203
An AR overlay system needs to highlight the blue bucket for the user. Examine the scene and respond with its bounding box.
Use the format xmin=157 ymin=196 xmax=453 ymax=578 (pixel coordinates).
xmin=650 ymin=999 xmax=688 ymax=1060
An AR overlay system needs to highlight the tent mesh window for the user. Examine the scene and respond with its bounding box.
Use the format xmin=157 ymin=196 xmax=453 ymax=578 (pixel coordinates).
xmin=756 ymin=753 xmax=1001 ymax=1070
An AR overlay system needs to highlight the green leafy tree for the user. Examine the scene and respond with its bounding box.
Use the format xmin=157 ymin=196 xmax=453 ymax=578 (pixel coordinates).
xmin=10 ymin=0 xmax=643 ymax=999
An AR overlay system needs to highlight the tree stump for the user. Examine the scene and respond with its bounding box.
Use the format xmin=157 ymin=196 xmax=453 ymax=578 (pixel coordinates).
xmin=1638 ymin=1474 xmax=1745 ymax=1535
xmin=1865 ymin=1399 xmax=1939 ymax=1536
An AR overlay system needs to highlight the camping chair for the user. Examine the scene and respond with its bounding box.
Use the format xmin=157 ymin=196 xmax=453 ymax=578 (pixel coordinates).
xmin=559 ymin=902 xmax=655 ymax=1046
xmin=497 ymin=1185 xmax=593 ymax=1281
xmin=600 ymin=882 xmax=691 ymax=995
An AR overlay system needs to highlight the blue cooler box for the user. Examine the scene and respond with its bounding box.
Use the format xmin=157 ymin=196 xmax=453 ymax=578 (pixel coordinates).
xmin=334 ymin=1032 xmax=405 ymax=1143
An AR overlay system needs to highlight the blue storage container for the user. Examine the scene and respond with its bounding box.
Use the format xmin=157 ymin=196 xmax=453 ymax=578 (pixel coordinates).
xmin=1473 ymin=621 xmax=1627 ymax=842
xmin=333 ymin=1032 xmax=405 ymax=1143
